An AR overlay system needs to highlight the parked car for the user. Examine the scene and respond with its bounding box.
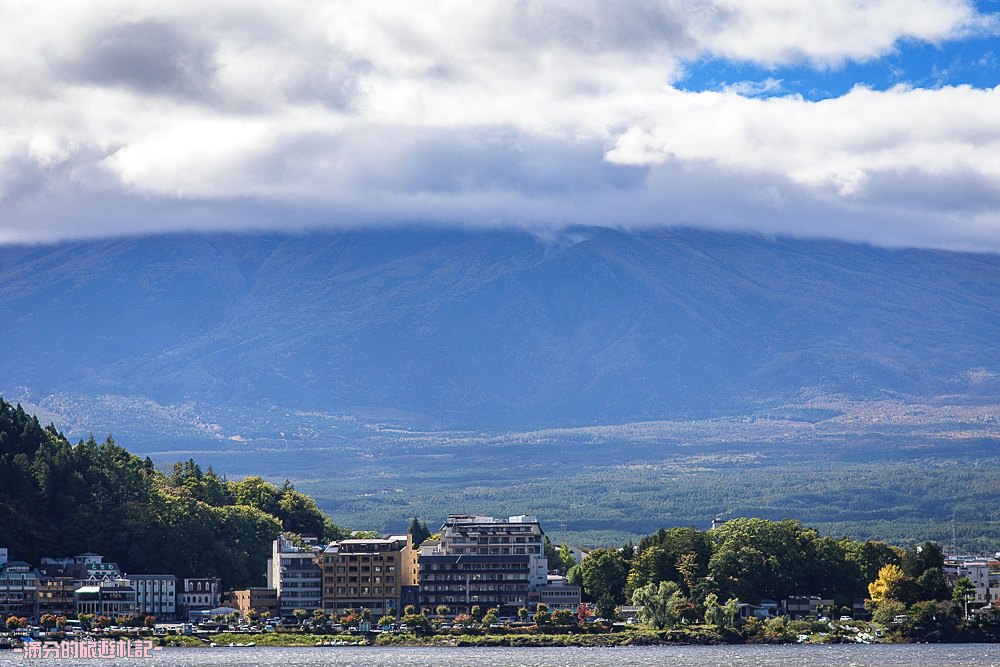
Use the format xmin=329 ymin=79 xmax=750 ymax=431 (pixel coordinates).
xmin=839 ymin=616 xmax=853 ymax=622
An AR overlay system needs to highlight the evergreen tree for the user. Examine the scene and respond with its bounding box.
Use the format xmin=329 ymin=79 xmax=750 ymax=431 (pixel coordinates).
xmin=408 ymin=517 xmax=431 ymax=546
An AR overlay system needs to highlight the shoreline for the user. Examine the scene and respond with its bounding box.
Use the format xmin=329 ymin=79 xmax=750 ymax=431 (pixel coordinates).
xmin=157 ymin=628 xmax=918 ymax=649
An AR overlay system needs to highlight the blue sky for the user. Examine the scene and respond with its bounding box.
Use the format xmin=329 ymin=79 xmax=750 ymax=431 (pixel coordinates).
xmin=679 ymin=0 xmax=1000 ymax=98
xmin=1 ymin=1 xmax=999 ymax=251
xmin=681 ymin=34 xmax=999 ymax=99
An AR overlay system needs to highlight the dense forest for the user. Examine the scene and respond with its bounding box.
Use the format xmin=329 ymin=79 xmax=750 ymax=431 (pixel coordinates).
xmin=562 ymin=520 xmax=955 ymax=630
xmin=567 ymin=521 xmax=946 ymax=608
xmin=0 ymin=398 xmax=347 ymax=587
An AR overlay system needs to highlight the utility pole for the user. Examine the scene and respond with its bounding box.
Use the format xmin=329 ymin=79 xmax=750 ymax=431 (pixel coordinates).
xmin=951 ymin=515 xmax=958 ymax=555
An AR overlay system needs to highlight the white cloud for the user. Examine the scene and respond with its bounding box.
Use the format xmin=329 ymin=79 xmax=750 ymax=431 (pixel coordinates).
xmin=722 ymin=78 xmax=784 ymax=96
xmin=605 ymin=84 xmax=1000 ymax=197
xmin=0 ymin=1 xmax=998 ymax=250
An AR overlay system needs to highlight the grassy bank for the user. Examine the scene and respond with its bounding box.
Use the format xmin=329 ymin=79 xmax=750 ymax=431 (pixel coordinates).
xmin=374 ymin=627 xmax=742 ymax=647
xmin=208 ymin=632 xmax=368 ymax=647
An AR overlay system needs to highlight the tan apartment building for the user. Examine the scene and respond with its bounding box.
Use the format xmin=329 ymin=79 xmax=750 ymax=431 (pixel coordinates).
xmin=223 ymin=587 xmax=279 ymax=619
xmin=35 ymin=566 xmax=76 ymax=618
xmin=321 ymin=535 xmax=417 ymax=617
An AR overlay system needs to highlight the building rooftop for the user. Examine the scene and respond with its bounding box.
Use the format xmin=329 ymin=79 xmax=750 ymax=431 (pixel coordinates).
xmin=445 ymin=514 xmax=539 ymax=525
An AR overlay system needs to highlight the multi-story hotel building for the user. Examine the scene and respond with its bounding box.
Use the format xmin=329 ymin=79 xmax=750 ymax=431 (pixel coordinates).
xmin=125 ymin=574 xmax=177 ymax=620
xmin=321 ymin=535 xmax=415 ymax=617
xmin=437 ymin=515 xmax=548 ymax=588
xmin=267 ymin=537 xmax=323 ymax=618
xmin=418 ymin=514 xmax=550 ymax=617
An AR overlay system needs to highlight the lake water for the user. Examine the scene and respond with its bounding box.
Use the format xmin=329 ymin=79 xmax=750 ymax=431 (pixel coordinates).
xmin=3 ymin=644 xmax=1000 ymax=666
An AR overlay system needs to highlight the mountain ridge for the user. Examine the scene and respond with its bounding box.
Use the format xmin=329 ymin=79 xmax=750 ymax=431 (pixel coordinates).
xmin=1 ymin=226 xmax=998 ymax=434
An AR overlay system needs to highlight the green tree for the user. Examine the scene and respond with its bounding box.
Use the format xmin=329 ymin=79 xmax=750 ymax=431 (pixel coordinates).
xmin=843 ymin=540 xmax=901 ymax=595
xmin=543 ymin=536 xmax=564 ymax=572
xmin=675 ymin=551 xmax=700 ymax=596
xmin=517 ymin=607 xmax=529 ymax=622
xmin=629 ymin=527 xmax=711 ymax=596
xmin=763 ymin=615 xmax=788 ymax=639
xmin=324 ymin=518 xmax=351 ymax=542
xmin=408 ymin=518 xmax=431 ymax=547
xmin=552 ymin=609 xmax=575 ymax=626
xmin=470 ymin=605 xmax=483 ymax=622
xmin=631 ymin=580 xmax=683 ymax=629
xmin=580 ymin=548 xmax=629 ymax=603
xmin=703 ymin=592 xmax=721 ymax=625
xmin=901 ymin=541 xmax=944 ymax=578
xmin=917 ymin=567 xmax=950 ymax=601
xmin=276 ymin=488 xmax=325 ymax=537
xmin=558 ymin=544 xmax=575 ymax=572
xmin=953 ymin=577 xmax=975 ymax=618
xmin=482 ymin=609 xmax=500 ymax=626
xmin=872 ymin=598 xmax=906 ymax=625
xmin=168 ymin=460 xmax=231 ymax=506
xmin=595 ymin=594 xmax=617 ymax=621
xmin=534 ymin=602 xmax=551 ymax=626
xmin=400 ymin=612 xmax=431 ymax=634
xmin=228 ymin=476 xmax=280 ymax=515
xmin=566 ymin=563 xmax=583 ymax=588
xmin=708 ymin=518 xmax=818 ymax=601
xmin=720 ymin=597 xmax=740 ymax=628
xmin=809 ymin=536 xmax=865 ymax=603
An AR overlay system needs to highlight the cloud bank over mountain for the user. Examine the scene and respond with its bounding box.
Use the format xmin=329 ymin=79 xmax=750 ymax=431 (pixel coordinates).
xmin=2 ymin=1 xmax=999 ymax=250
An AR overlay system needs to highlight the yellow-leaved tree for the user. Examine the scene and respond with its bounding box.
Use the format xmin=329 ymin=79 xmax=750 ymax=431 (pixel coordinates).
xmin=868 ymin=563 xmax=906 ymax=603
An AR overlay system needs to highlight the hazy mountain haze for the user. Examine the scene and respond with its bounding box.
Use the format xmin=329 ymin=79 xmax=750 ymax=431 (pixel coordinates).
xmin=2 ymin=227 xmax=997 ymax=432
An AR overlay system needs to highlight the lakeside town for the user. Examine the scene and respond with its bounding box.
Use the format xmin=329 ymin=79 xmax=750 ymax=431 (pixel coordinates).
xmin=3 ymin=513 xmax=1000 ymax=649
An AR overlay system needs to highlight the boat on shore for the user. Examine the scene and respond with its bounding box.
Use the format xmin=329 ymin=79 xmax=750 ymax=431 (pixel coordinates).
xmin=209 ymin=641 xmax=256 ymax=648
